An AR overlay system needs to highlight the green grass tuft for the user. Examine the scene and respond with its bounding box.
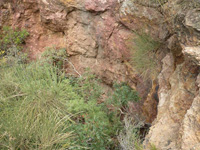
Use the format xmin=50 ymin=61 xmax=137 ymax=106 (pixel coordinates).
xmin=130 ymin=33 xmax=160 ymax=79
xmin=0 ymin=62 xmax=77 ymax=150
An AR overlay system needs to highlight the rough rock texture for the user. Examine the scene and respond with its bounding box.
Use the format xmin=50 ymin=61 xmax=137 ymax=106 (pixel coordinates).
xmin=183 ymin=46 xmax=200 ymax=65
xmin=144 ymin=0 xmax=200 ymax=149
xmin=145 ymin=58 xmax=199 ymax=150
xmin=0 ymin=0 xmax=200 ymax=149
xmin=119 ymin=0 xmax=168 ymax=40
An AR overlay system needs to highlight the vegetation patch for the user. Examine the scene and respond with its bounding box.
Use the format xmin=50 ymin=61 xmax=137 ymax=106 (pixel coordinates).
xmin=118 ymin=116 xmax=143 ymax=150
xmin=129 ymin=33 xmax=161 ymax=79
xmin=0 ymin=26 xmax=29 ymax=65
xmin=66 ymin=72 xmax=123 ymax=150
xmin=0 ymin=63 xmax=74 ymax=149
xmin=107 ymin=83 xmax=140 ymax=112
xmin=0 ymin=61 xmax=124 ymax=150
xmin=0 ymin=27 xmax=144 ymax=150
xmin=41 ymin=47 xmax=67 ymax=69
xmin=118 ymin=116 xmax=159 ymax=150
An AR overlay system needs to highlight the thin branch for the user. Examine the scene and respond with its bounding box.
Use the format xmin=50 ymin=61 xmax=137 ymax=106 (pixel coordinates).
xmin=47 ymin=55 xmax=82 ymax=77
xmin=63 ymin=58 xmax=82 ymax=77
xmin=6 ymin=93 xmax=27 ymax=100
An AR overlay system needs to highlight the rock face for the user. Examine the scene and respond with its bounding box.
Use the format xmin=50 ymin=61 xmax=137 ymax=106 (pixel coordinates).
xmin=143 ymin=1 xmax=200 ymax=149
xmin=0 ymin=0 xmax=200 ymax=149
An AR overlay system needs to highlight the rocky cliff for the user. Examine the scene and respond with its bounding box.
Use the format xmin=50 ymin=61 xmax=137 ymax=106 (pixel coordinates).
xmin=0 ymin=0 xmax=199 ymax=149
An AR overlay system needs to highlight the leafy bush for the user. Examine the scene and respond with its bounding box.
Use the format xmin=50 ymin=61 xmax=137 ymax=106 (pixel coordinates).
xmin=0 ymin=26 xmax=29 ymax=52
xmin=67 ymin=72 xmax=122 ymax=150
xmin=130 ymin=33 xmax=160 ymax=79
xmin=42 ymin=50 xmax=121 ymax=149
xmin=0 ymin=26 xmax=29 ymax=65
xmin=108 ymin=83 xmax=140 ymax=111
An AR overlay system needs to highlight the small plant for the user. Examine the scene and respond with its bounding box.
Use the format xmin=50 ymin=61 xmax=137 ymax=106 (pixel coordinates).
xmin=41 ymin=47 xmax=67 ymax=69
xmin=150 ymin=144 xmax=159 ymax=150
xmin=108 ymin=83 xmax=140 ymax=111
xmin=118 ymin=116 xmax=143 ymax=150
xmin=130 ymin=33 xmax=160 ymax=79
xmin=0 ymin=26 xmax=29 ymax=52
xmin=0 ymin=26 xmax=29 ymax=65
xmin=118 ymin=116 xmax=160 ymax=150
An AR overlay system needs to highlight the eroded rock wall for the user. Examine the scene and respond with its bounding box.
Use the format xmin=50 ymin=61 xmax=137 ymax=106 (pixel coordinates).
xmin=0 ymin=0 xmax=200 ymax=149
xmin=143 ymin=1 xmax=200 ymax=149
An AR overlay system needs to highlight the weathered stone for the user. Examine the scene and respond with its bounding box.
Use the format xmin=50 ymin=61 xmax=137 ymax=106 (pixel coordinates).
xmin=39 ymin=0 xmax=71 ymax=31
xmin=183 ymin=46 xmax=200 ymax=66
xmin=142 ymin=80 xmax=159 ymax=124
xmin=145 ymin=58 xmax=199 ymax=150
xmin=65 ymin=11 xmax=98 ymax=58
xmin=181 ymin=94 xmax=200 ymax=150
xmin=84 ymin=0 xmax=116 ymax=12
xmin=185 ymin=9 xmax=200 ymax=31
xmin=119 ymin=0 xmax=168 ymax=40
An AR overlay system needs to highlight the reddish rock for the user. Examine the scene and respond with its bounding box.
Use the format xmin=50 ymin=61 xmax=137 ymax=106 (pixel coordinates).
xmin=85 ymin=0 xmax=116 ymax=12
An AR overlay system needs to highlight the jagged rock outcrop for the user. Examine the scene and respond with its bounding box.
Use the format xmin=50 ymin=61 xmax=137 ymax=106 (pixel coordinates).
xmin=0 ymin=0 xmax=200 ymax=149
xmin=143 ymin=1 xmax=200 ymax=150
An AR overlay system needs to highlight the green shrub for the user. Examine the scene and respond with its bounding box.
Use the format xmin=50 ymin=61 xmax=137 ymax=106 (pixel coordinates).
xmin=130 ymin=33 xmax=160 ymax=79
xmin=108 ymin=83 xmax=140 ymax=110
xmin=67 ymin=72 xmax=122 ymax=150
xmin=0 ymin=43 xmax=142 ymax=150
xmin=0 ymin=26 xmax=29 ymax=65
xmin=70 ymin=70 xmax=102 ymax=101
xmin=0 ymin=26 xmax=29 ymax=52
